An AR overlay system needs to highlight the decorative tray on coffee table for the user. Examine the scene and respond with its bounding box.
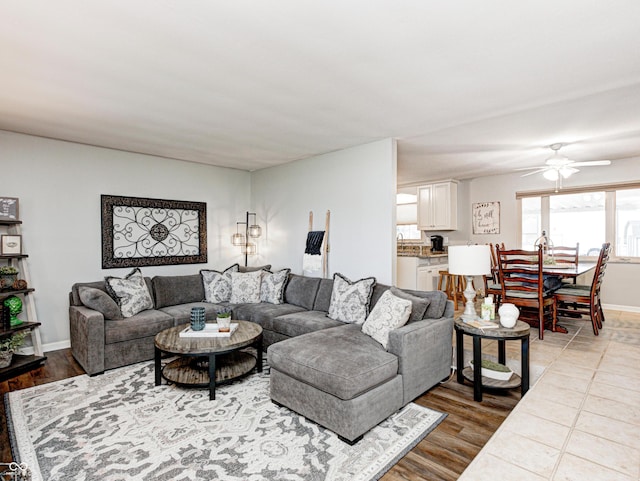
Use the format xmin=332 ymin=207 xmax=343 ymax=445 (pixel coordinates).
xmin=179 ymin=323 xmax=239 ymax=338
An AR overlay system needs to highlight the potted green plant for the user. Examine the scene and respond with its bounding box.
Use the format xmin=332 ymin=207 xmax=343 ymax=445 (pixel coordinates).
xmin=0 ymin=331 xmax=26 ymax=368
xmin=216 ymin=307 xmax=232 ymax=333
xmin=0 ymin=266 xmax=19 ymax=288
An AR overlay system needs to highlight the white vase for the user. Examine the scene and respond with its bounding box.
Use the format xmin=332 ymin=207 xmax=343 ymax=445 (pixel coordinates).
xmin=498 ymin=303 xmax=519 ymax=328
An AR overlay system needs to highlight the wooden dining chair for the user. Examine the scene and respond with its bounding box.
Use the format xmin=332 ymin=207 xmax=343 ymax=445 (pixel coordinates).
xmin=550 ymin=243 xmax=579 ymax=284
xmin=549 ymin=243 xmax=579 ymax=265
xmin=497 ymin=244 xmax=557 ymax=340
xmin=483 ymin=242 xmax=504 ymax=307
xmin=553 ymin=242 xmax=611 ymax=335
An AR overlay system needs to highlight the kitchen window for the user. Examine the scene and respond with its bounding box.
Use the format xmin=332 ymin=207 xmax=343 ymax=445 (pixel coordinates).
xmin=518 ymin=183 xmax=640 ymax=260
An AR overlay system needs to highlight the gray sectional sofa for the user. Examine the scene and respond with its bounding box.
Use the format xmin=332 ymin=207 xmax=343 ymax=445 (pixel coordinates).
xmin=69 ymin=268 xmax=454 ymax=443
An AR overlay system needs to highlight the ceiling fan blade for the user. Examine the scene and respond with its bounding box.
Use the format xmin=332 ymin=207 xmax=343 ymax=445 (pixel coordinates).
xmin=514 ymin=166 xmax=547 ymax=171
xmin=569 ymin=160 xmax=611 ymax=167
xmin=520 ymin=168 xmax=548 ymax=177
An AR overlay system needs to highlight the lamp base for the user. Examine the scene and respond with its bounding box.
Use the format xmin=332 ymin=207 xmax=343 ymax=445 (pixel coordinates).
xmin=460 ymin=275 xmax=479 ymax=321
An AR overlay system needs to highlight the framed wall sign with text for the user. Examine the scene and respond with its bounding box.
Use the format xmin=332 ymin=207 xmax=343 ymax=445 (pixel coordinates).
xmin=472 ymin=201 xmax=500 ymax=234
xmin=0 ymin=197 xmax=19 ymax=221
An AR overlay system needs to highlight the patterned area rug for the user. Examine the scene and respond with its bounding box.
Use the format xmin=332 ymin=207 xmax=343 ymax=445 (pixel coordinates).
xmin=6 ymin=360 xmax=445 ymax=481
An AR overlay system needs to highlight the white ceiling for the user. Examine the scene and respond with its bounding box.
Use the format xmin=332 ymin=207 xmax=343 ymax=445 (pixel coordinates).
xmin=2 ymin=1 xmax=640 ymax=185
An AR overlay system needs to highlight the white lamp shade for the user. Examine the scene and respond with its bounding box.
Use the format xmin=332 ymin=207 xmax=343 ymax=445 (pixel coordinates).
xmin=448 ymin=245 xmax=491 ymax=276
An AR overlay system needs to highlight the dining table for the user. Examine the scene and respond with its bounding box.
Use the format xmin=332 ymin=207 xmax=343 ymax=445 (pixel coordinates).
xmin=542 ymin=262 xmax=597 ymax=279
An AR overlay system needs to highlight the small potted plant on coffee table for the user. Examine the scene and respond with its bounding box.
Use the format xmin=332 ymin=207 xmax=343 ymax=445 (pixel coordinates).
xmin=216 ymin=308 xmax=232 ymax=333
xmin=0 ymin=331 xmax=27 ymax=368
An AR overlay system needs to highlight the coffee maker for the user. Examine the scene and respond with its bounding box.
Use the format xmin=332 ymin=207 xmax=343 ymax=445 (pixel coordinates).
xmin=430 ymin=235 xmax=444 ymax=252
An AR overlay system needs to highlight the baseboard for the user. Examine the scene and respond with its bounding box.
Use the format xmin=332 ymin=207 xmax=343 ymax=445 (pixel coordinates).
xmin=603 ymin=303 xmax=640 ymax=313
xmin=19 ymin=339 xmax=71 ymax=355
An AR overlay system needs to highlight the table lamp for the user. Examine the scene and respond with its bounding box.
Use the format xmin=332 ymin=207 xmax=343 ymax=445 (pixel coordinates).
xmin=448 ymin=244 xmax=492 ymax=321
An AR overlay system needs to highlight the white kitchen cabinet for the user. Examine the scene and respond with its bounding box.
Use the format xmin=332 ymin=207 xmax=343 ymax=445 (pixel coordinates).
xmin=396 ymin=256 xmax=418 ymax=290
xmin=417 ymin=264 xmax=448 ymax=291
xmin=417 ymin=181 xmax=458 ymax=230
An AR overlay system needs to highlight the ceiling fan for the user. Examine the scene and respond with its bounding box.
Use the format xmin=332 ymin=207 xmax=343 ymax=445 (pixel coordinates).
xmin=518 ymin=143 xmax=611 ymax=191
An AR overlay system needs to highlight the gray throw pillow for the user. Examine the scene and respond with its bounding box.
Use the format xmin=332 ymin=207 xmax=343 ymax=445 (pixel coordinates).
xmin=104 ymin=268 xmax=154 ymax=318
xmin=78 ymin=286 xmax=123 ymax=320
xmin=390 ymin=287 xmax=431 ymax=322
xmin=328 ymin=273 xmax=376 ymax=324
xmin=239 ymin=264 xmax=271 ymax=273
xmin=200 ymin=264 xmax=240 ymax=303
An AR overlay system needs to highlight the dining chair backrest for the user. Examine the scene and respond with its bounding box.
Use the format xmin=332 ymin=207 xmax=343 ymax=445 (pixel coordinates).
xmin=550 ymin=243 xmax=579 ymax=265
xmin=488 ymin=242 xmax=505 ymax=282
xmin=497 ymin=245 xmax=544 ymax=299
xmin=590 ymin=242 xmax=611 ymax=298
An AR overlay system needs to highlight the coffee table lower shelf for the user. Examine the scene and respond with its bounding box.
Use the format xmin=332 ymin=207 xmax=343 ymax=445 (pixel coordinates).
xmin=162 ymin=350 xmax=257 ymax=387
xmin=461 ymin=366 xmax=521 ymax=390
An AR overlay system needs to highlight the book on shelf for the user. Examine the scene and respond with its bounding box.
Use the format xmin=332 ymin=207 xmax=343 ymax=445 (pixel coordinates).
xmin=179 ymin=323 xmax=239 ymax=338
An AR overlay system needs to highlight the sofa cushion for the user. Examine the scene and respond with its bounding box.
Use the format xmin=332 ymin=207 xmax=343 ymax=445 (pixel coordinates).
xmin=232 ymin=302 xmax=306 ymax=331
xmin=152 ymin=274 xmax=204 ymax=308
xmin=260 ymin=269 xmax=291 ymax=304
xmin=389 ymin=287 xmax=430 ymax=322
xmin=283 ymin=274 xmax=321 ymax=310
xmin=327 ymin=273 xmax=376 ymax=324
xmin=362 ymin=290 xmax=412 ymax=349
xmin=78 ymin=286 xmax=123 ymax=320
xmin=268 ymin=324 xmax=398 ymax=400
xmin=270 ymin=310 xmax=344 ymax=338
xmin=230 ymin=270 xmax=263 ymax=303
xmin=104 ymin=309 xmax=174 ymax=344
xmin=105 ymin=268 xmax=154 ymax=318
xmin=312 ymin=278 xmax=334 ymax=312
xmin=201 ymin=264 xmax=239 ymax=303
xmin=158 ymin=302 xmax=221 ymax=325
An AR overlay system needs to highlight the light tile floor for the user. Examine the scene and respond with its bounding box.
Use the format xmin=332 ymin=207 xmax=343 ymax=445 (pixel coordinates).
xmin=457 ymin=309 xmax=640 ymax=481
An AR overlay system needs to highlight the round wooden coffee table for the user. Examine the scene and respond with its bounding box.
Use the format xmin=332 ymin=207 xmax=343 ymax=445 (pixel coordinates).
xmin=154 ymin=320 xmax=263 ymax=400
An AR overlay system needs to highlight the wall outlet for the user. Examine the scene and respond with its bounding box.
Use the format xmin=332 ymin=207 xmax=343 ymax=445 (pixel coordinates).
xmin=443 ymin=236 xmax=449 ymax=245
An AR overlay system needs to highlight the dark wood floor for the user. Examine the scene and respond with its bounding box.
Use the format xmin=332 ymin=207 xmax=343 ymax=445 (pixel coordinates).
xmin=1 ymin=349 xmax=520 ymax=479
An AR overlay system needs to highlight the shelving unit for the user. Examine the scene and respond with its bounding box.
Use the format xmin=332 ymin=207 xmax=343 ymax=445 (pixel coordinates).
xmin=0 ymin=218 xmax=46 ymax=381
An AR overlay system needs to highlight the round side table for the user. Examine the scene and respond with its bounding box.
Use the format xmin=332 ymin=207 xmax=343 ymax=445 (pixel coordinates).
xmin=454 ymin=318 xmax=530 ymax=402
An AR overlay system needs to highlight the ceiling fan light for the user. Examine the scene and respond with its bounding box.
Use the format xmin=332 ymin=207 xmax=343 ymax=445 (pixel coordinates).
xmin=559 ymin=166 xmax=579 ymax=178
xmin=543 ymin=169 xmax=559 ymax=181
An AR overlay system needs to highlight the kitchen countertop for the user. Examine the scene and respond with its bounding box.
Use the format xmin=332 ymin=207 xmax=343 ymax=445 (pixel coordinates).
xmin=397 ymin=253 xmax=448 ymax=258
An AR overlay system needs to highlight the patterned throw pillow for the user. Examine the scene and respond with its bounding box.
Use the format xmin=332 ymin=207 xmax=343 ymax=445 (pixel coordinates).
xmin=200 ymin=264 xmax=239 ymax=303
xmin=362 ymin=290 xmax=412 ymax=349
xmin=230 ymin=270 xmax=263 ymax=304
xmin=327 ymin=273 xmax=376 ymax=324
xmin=104 ymin=268 xmax=154 ymax=318
xmin=260 ymin=269 xmax=291 ymax=304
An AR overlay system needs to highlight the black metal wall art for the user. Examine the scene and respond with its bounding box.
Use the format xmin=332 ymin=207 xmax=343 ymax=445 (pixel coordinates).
xmin=101 ymin=195 xmax=207 ymax=268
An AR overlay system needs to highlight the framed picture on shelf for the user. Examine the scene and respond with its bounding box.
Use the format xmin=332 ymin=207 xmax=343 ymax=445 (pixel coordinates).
xmin=1 ymin=235 xmax=22 ymax=255
xmin=0 ymin=197 xmax=19 ymax=221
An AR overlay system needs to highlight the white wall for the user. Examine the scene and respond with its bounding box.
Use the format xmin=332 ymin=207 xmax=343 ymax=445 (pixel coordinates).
xmin=251 ymin=139 xmax=397 ymax=284
xmin=467 ymin=156 xmax=640 ymax=309
xmin=1 ymin=131 xmax=251 ymax=348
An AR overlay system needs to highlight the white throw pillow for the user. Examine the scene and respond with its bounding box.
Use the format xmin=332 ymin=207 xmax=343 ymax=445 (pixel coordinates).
xmin=362 ymin=290 xmax=412 ymax=349
xmin=230 ymin=270 xmax=263 ymax=304
xmin=200 ymin=264 xmax=239 ymax=303
xmin=260 ymin=269 xmax=290 ymax=304
xmin=327 ymin=273 xmax=376 ymax=324
xmin=104 ymin=268 xmax=154 ymax=318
